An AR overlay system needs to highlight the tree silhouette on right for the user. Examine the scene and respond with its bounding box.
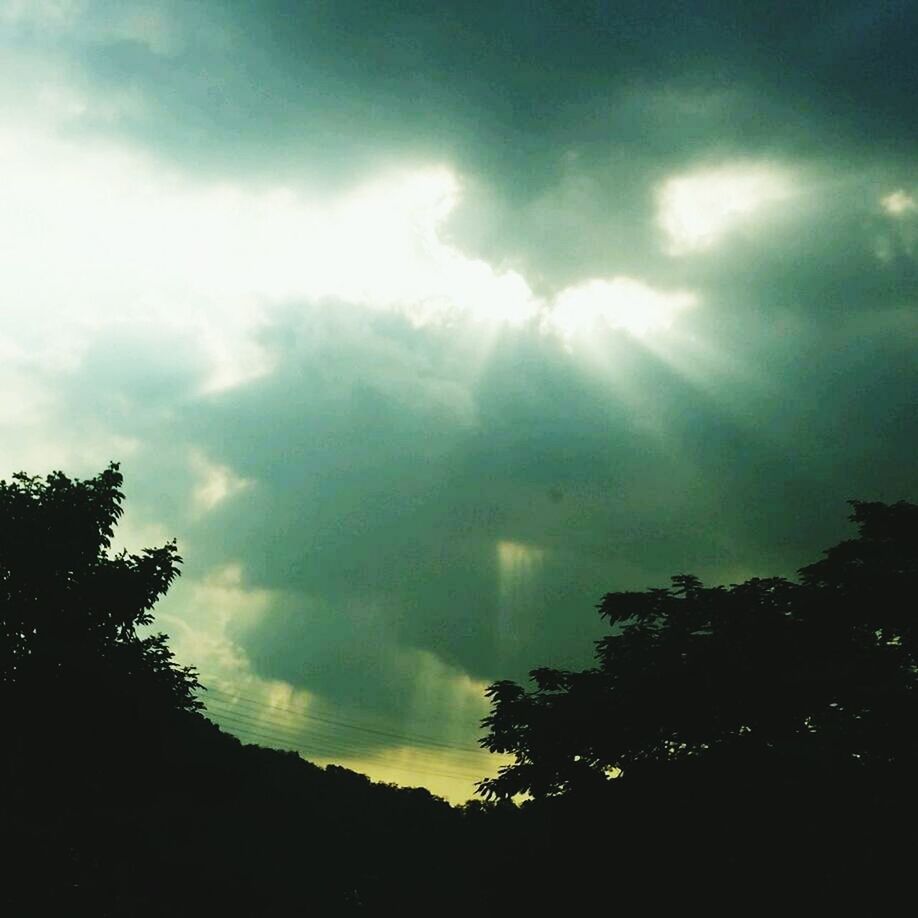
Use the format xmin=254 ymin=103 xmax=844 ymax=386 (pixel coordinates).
xmin=479 ymin=500 xmax=918 ymax=800
xmin=473 ymin=501 xmax=918 ymax=910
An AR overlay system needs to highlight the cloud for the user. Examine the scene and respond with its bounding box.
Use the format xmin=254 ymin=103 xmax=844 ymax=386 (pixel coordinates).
xmin=190 ymin=449 xmax=252 ymax=515
xmin=2 ymin=0 xmax=917 ymax=799
xmin=657 ymin=163 xmax=795 ymax=254
xmin=0 ymin=118 xmax=542 ymax=389
xmin=882 ymin=189 xmax=917 ymax=217
xmin=548 ymin=277 xmax=697 ymax=340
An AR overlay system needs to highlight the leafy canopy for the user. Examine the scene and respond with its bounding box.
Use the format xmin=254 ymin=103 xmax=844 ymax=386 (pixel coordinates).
xmin=0 ymin=463 xmax=200 ymax=718
xmin=478 ymin=500 xmax=918 ymax=799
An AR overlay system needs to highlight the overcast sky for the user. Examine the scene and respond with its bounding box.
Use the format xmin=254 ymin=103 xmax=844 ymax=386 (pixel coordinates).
xmin=2 ymin=0 xmax=916 ymax=800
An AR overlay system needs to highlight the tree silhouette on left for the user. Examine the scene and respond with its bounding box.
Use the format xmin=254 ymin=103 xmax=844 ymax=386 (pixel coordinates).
xmin=1 ymin=463 xmax=206 ymax=913
xmin=0 ymin=464 xmax=476 ymax=915
xmin=1 ymin=462 xmax=201 ymax=721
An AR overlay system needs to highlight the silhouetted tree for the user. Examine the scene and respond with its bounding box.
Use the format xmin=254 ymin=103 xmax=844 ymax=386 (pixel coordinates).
xmin=0 ymin=463 xmax=201 ymax=725
xmin=472 ymin=502 xmax=918 ymax=912
xmin=0 ymin=464 xmax=476 ymax=915
xmin=479 ymin=500 xmax=918 ymax=799
xmin=8 ymin=464 xmax=912 ymax=913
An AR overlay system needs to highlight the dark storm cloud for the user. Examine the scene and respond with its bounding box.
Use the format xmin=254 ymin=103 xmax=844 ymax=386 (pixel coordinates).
xmin=5 ymin=0 xmax=916 ymax=758
xmin=31 ymin=239 xmax=915 ymax=748
xmin=12 ymin=1 xmax=917 ymax=290
xmin=65 ymin=2 xmax=918 ymax=161
xmin=20 ymin=2 xmax=914 ymax=195
xmin=157 ymin=291 xmax=914 ymax=707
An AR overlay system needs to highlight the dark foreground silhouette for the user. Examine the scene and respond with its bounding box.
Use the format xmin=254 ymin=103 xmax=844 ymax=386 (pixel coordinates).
xmin=2 ymin=465 xmax=915 ymax=915
xmin=477 ymin=498 xmax=918 ymax=912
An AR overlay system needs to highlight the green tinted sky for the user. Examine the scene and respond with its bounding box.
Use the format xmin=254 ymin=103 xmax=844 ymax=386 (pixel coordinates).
xmin=1 ymin=0 xmax=916 ymax=800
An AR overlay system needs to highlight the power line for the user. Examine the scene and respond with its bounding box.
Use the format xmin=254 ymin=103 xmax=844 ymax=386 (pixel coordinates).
xmin=207 ymin=714 xmax=491 ymax=784
xmin=202 ymin=699 xmax=488 ymax=766
xmin=202 ymin=685 xmax=487 ymax=755
xmin=206 ymin=708 xmax=492 ymax=782
xmin=204 ymin=685 xmax=486 ymax=754
xmin=203 ymin=692 xmax=492 ymax=761
xmin=204 ymin=697 xmax=495 ymax=768
xmin=208 ymin=707 xmax=383 ymax=758
xmin=204 ymin=701 xmax=491 ymax=772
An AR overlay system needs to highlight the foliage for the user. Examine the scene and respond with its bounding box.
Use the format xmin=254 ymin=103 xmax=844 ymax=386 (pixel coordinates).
xmin=3 ymin=467 xmax=913 ymax=911
xmin=0 ymin=464 xmax=474 ymax=914
xmin=0 ymin=462 xmax=201 ymax=728
xmin=478 ymin=500 xmax=918 ymax=799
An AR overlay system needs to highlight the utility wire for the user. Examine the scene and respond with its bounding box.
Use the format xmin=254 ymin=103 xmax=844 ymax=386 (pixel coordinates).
xmin=207 ymin=714 xmax=491 ymax=784
xmin=204 ymin=698 xmax=495 ymax=769
xmin=205 ymin=700 xmax=492 ymax=771
xmin=206 ymin=708 xmax=493 ymax=782
xmin=203 ymin=692 xmax=493 ymax=761
xmin=204 ymin=685 xmax=486 ymax=753
xmin=202 ymin=685 xmax=487 ymax=755
xmin=202 ymin=703 xmax=490 ymax=773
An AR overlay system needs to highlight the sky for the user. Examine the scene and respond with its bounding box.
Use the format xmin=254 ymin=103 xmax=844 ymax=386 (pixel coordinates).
xmin=1 ymin=0 xmax=916 ymax=802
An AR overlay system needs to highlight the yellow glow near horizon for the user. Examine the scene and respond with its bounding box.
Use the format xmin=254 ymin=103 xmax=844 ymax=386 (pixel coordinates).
xmin=657 ymin=163 xmax=793 ymax=254
xmin=313 ymin=744 xmax=512 ymax=805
